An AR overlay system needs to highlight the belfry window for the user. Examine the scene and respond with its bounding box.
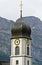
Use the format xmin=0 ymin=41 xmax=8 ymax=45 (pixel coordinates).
xmin=27 ymin=60 xmax=29 ymax=65
xmin=15 ymin=46 xmax=19 ymax=55
xmin=27 ymin=45 xmax=29 ymax=55
xmin=16 ymin=60 xmax=19 ymax=65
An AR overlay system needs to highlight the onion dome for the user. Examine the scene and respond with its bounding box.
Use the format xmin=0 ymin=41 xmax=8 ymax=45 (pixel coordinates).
xmin=11 ymin=18 xmax=31 ymax=39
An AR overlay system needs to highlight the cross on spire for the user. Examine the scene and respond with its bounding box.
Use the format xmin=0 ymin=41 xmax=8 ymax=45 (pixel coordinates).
xmin=20 ymin=0 xmax=22 ymax=18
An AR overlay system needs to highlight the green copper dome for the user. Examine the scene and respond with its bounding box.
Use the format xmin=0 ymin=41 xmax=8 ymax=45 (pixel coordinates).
xmin=11 ymin=18 xmax=31 ymax=39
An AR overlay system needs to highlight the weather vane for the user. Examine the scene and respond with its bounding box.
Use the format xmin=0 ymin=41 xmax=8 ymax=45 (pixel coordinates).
xmin=20 ymin=0 xmax=22 ymax=18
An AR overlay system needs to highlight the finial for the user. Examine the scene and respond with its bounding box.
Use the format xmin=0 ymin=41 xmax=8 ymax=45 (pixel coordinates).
xmin=20 ymin=0 xmax=22 ymax=18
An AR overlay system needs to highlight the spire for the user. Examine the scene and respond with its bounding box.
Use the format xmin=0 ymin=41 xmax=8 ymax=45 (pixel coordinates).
xmin=20 ymin=0 xmax=22 ymax=18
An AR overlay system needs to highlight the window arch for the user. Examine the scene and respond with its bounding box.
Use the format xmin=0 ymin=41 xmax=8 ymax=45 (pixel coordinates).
xmin=16 ymin=60 xmax=19 ymax=65
xmin=27 ymin=60 xmax=29 ymax=65
xmin=15 ymin=46 xmax=19 ymax=55
xmin=27 ymin=45 xmax=29 ymax=55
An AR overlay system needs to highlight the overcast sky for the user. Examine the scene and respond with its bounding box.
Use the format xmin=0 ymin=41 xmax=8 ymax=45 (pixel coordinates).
xmin=0 ymin=0 xmax=42 ymax=21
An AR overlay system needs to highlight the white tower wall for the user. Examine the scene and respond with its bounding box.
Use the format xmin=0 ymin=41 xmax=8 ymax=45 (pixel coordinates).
xmin=10 ymin=38 xmax=32 ymax=65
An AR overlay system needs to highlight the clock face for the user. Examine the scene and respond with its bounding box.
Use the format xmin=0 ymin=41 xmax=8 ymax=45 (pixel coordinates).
xmin=14 ymin=39 xmax=20 ymax=45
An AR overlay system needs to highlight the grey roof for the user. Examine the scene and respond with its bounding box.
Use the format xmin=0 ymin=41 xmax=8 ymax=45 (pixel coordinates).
xmin=11 ymin=18 xmax=31 ymax=39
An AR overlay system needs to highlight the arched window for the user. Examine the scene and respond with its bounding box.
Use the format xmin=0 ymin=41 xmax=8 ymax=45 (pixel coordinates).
xmin=27 ymin=60 xmax=29 ymax=65
xmin=16 ymin=60 xmax=19 ymax=65
xmin=27 ymin=45 xmax=29 ymax=55
xmin=15 ymin=46 xmax=19 ymax=55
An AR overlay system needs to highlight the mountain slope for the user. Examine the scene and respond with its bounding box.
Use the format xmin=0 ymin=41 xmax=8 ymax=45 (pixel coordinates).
xmin=0 ymin=17 xmax=14 ymax=56
xmin=23 ymin=16 xmax=42 ymax=65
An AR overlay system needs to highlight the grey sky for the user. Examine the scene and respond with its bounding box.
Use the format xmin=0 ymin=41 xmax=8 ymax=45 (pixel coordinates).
xmin=0 ymin=0 xmax=42 ymax=21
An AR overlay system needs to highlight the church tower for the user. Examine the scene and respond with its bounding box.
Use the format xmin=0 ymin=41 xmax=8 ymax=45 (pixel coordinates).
xmin=10 ymin=0 xmax=32 ymax=65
